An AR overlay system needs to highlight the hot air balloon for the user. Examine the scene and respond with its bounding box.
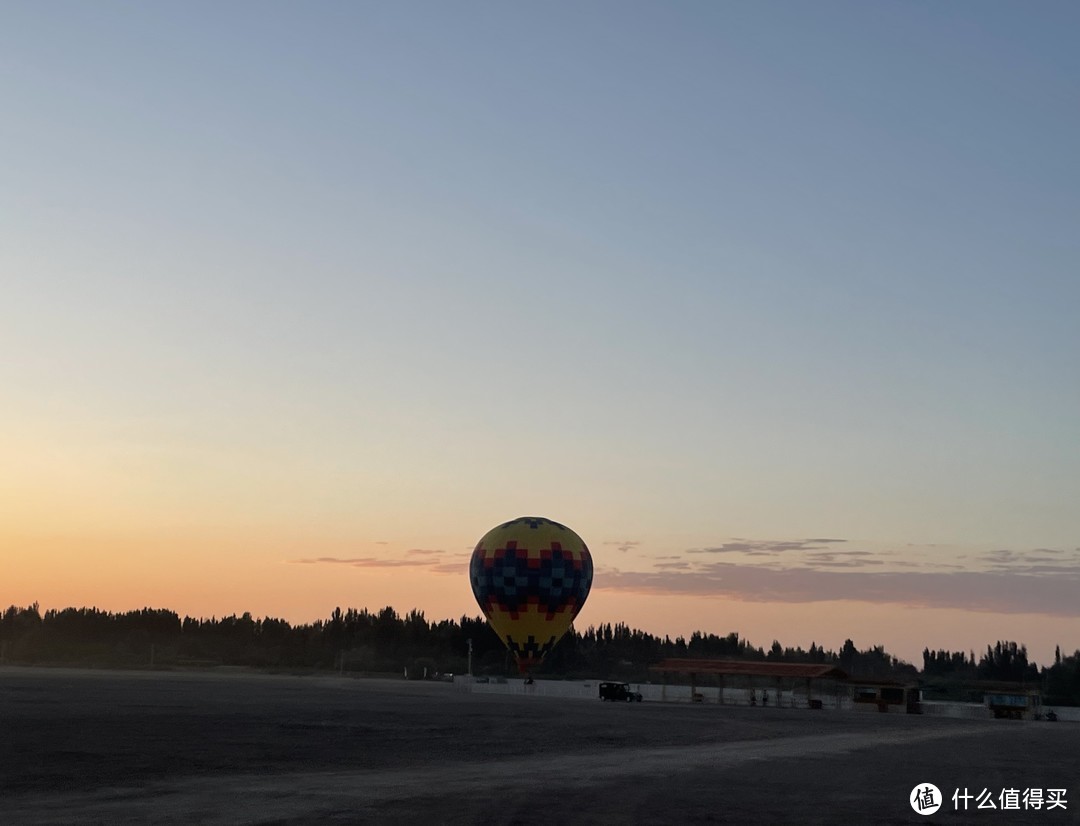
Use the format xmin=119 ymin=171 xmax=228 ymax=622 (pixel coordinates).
xmin=469 ymin=516 xmax=593 ymax=674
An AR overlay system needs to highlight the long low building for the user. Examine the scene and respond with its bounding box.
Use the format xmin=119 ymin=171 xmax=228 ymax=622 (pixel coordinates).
xmin=649 ymin=658 xmax=925 ymax=713
xmin=648 ymin=658 xmax=849 ymax=708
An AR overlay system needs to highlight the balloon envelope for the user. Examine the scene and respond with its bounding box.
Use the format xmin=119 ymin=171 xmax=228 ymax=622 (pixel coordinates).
xmin=470 ymin=516 xmax=593 ymax=673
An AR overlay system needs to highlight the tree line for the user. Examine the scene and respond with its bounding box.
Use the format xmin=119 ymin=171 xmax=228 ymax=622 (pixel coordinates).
xmin=2 ymin=603 xmax=1078 ymax=704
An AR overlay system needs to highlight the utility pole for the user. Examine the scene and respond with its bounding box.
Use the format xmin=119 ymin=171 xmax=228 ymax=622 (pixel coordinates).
xmin=467 ymin=638 xmax=473 ymax=677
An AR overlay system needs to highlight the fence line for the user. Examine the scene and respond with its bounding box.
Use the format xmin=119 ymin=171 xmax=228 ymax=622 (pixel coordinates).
xmin=455 ymin=677 xmax=1078 ymax=720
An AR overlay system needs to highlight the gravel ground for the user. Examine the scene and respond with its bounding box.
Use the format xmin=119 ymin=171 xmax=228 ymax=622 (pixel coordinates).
xmin=1 ymin=667 xmax=1075 ymax=825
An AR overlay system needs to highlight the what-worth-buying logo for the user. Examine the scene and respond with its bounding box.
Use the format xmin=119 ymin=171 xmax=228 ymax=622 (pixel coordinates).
xmin=910 ymin=784 xmax=1068 ymax=815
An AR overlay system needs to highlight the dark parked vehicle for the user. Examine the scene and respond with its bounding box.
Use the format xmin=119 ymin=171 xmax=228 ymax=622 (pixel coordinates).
xmin=599 ymin=682 xmax=643 ymax=702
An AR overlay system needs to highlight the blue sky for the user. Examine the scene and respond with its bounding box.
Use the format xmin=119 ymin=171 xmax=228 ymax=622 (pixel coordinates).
xmin=3 ymin=2 xmax=1079 ymax=663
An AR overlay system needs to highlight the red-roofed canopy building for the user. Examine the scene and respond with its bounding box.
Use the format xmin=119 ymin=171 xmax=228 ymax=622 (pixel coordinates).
xmin=648 ymin=659 xmax=922 ymax=712
xmin=648 ymin=658 xmax=849 ymax=708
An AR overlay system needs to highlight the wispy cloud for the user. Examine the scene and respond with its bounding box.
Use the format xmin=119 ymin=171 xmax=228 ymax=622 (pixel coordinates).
xmin=654 ymin=560 xmax=692 ymax=570
xmin=289 ymin=556 xmax=434 ymax=568
xmin=594 ymin=555 xmax=1080 ymax=617
xmin=803 ymin=550 xmax=878 ymax=567
xmin=288 ymin=549 xmax=469 ymax=574
xmin=802 ymin=558 xmax=885 ymax=569
xmin=690 ymin=538 xmax=848 ymax=557
xmin=604 ymin=540 xmax=641 ymax=553
xmin=429 ymin=561 xmax=472 ymax=575
xmin=976 ymin=547 xmax=1073 ymax=572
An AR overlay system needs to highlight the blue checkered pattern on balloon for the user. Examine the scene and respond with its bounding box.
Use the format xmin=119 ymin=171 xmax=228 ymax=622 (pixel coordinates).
xmin=471 ymin=543 xmax=593 ymax=619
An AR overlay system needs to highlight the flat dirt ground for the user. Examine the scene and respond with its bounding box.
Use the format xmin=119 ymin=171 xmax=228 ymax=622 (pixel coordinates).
xmin=1 ymin=667 xmax=1076 ymax=825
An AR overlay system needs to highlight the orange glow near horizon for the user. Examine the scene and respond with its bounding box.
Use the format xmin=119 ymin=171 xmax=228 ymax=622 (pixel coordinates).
xmin=6 ymin=525 xmax=1078 ymax=669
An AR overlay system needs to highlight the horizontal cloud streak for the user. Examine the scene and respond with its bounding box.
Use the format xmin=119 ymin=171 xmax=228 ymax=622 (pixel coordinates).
xmin=594 ymin=562 xmax=1080 ymax=618
xmin=289 ymin=550 xmax=470 ymax=575
xmin=604 ymin=540 xmax=641 ymax=553
xmin=290 ymin=556 xmax=433 ymax=568
xmin=691 ymin=539 xmax=847 ymax=556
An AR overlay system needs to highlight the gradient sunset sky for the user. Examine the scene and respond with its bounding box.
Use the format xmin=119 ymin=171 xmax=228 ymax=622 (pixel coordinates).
xmin=4 ymin=2 xmax=1078 ymax=666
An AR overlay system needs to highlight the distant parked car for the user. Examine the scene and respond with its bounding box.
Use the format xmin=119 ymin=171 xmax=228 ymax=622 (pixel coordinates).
xmin=599 ymin=682 xmax=643 ymax=702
